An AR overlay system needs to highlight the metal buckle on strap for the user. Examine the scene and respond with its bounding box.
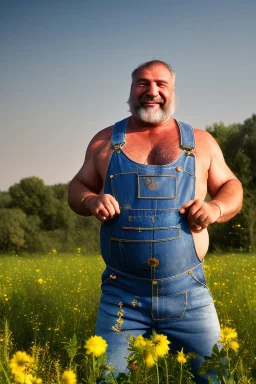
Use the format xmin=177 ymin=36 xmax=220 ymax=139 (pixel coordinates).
xmin=111 ymin=142 xmax=125 ymax=150
xmin=182 ymin=145 xmax=194 ymax=156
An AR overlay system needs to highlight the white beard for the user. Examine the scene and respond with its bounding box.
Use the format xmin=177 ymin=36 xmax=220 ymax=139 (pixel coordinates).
xmin=128 ymin=98 xmax=177 ymax=124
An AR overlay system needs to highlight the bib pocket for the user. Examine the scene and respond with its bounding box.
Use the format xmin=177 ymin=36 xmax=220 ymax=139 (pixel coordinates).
xmin=138 ymin=174 xmax=177 ymax=199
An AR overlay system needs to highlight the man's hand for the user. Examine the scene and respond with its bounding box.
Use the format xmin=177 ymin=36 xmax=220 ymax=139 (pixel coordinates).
xmin=84 ymin=194 xmax=120 ymax=222
xmin=180 ymin=199 xmax=221 ymax=232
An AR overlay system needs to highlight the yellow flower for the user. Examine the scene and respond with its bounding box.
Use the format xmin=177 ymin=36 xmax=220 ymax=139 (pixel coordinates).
xmin=177 ymin=348 xmax=187 ymax=364
xmin=52 ymin=249 xmax=57 ymax=253
xmin=61 ymin=370 xmax=77 ymax=384
xmin=134 ymin=335 xmax=147 ymax=350
xmin=9 ymin=351 xmax=33 ymax=374
xmin=85 ymin=335 xmax=108 ymax=357
xmin=230 ymin=341 xmax=240 ymax=351
xmin=37 ymin=279 xmax=44 ymax=285
xmin=220 ymin=327 xmax=238 ymax=343
xmin=143 ymin=349 xmax=155 ymax=368
xmin=151 ymin=333 xmax=170 ymax=357
xmin=14 ymin=373 xmax=42 ymax=384
xmin=27 ymin=375 xmax=42 ymax=384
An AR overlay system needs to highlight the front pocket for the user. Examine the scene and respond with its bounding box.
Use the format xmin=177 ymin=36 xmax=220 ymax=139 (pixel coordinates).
xmin=121 ymin=226 xmax=180 ymax=241
xmin=190 ymin=266 xmax=209 ymax=289
xmin=152 ymin=291 xmax=187 ymax=321
xmin=110 ymin=239 xmax=152 ymax=272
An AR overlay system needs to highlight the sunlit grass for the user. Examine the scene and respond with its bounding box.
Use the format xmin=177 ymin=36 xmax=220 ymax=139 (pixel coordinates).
xmin=0 ymin=251 xmax=256 ymax=383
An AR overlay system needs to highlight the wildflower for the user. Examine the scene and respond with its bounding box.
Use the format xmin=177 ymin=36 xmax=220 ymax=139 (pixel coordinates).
xmin=9 ymin=351 xmax=33 ymax=375
xmin=230 ymin=341 xmax=240 ymax=352
xmin=177 ymin=348 xmax=187 ymax=364
xmin=52 ymin=249 xmax=57 ymax=253
xmin=37 ymin=279 xmax=44 ymax=285
xmin=220 ymin=327 xmax=238 ymax=343
xmin=85 ymin=335 xmax=108 ymax=357
xmin=27 ymin=375 xmax=42 ymax=384
xmin=143 ymin=349 xmax=155 ymax=368
xmin=61 ymin=370 xmax=77 ymax=384
xmin=134 ymin=335 xmax=147 ymax=350
xmin=151 ymin=333 xmax=170 ymax=357
xmin=35 ymin=269 xmax=40 ymax=273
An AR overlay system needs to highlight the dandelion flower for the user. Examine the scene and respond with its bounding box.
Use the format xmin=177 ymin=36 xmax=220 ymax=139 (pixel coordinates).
xmin=143 ymin=349 xmax=155 ymax=368
xmin=85 ymin=335 xmax=108 ymax=357
xmin=220 ymin=327 xmax=238 ymax=343
xmin=134 ymin=335 xmax=147 ymax=350
xmin=9 ymin=351 xmax=33 ymax=374
xmin=151 ymin=333 xmax=170 ymax=357
xmin=37 ymin=279 xmax=44 ymax=285
xmin=61 ymin=370 xmax=77 ymax=384
xmin=177 ymin=348 xmax=187 ymax=364
xmin=230 ymin=341 xmax=240 ymax=352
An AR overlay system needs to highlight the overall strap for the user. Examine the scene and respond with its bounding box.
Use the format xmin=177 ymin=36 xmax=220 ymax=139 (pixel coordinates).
xmin=177 ymin=120 xmax=195 ymax=150
xmin=111 ymin=117 xmax=128 ymax=149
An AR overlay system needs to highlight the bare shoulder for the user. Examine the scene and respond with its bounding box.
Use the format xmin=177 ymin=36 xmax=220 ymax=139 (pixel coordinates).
xmin=194 ymin=128 xmax=222 ymax=156
xmin=87 ymin=125 xmax=114 ymax=155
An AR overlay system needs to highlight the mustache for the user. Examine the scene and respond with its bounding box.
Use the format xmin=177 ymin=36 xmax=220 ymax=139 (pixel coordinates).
xmin=138 ymin=96 xmax=165 ymax=105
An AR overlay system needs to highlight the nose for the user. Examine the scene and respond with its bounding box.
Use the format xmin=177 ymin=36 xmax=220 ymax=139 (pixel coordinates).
xmin=147 ymin=82 xmax=159 ymax=97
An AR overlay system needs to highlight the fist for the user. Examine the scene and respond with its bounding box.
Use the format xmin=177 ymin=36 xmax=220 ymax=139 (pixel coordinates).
xmin=180 ymin=199 xmax=221 ymax=232
xmin=85 ymin=194 xmax=120 ymax=222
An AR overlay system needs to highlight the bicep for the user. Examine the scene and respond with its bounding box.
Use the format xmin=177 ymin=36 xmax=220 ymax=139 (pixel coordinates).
xmin=207 ymin=141 xmax=238 ymax=197
xmin=72 ymin=145 xmax=103 ymax=194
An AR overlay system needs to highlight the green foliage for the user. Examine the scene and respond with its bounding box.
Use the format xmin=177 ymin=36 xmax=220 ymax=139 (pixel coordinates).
xmin=207 ymin=114 xmax=256 ymax=251
xmin=0 ymin=208 xmax=27 ymax=252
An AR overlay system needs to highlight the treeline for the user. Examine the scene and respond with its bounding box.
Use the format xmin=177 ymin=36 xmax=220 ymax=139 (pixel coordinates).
xmin=1 ymin=114 xmax=255 ymax=254
xmin=0 ymin=178 xmax=100 ymax=254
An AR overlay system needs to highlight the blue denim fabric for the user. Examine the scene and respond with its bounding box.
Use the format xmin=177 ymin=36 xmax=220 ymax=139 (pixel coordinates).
xmin=96 ymin=118 xmax=220 ymax=383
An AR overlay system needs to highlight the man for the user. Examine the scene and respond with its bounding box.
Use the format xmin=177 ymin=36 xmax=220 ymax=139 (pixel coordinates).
xmin=68 ymin=60 xmax=243 ymax=383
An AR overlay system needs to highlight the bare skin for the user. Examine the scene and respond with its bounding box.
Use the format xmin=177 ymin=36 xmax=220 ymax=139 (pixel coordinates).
xmin=68 ymin=64 xmax=243 ymax=260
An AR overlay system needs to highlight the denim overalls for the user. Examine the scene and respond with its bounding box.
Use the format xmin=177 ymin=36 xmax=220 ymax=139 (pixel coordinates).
xmin=96 ymin=118 xmax=220 ymax=383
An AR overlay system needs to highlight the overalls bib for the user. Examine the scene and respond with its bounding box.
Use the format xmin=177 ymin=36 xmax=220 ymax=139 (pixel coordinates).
xmin=96 ymin=118 xmax=220 ymax=384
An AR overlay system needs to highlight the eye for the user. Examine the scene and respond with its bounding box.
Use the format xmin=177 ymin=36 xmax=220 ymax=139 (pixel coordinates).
xmin=157 ymin=82 xmax=167 ymax=88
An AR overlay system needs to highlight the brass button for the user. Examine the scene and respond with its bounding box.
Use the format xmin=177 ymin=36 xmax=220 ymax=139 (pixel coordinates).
xmin=117 ymin=150 xmax=121 ymax=154
xmin=188 ymin=270 xmax=193 ymax=275
xmin=152 ymin=280 xmax=158 ymax=285
xmin=110 ymin=274 xmax=117 ymax=280
xmin=147 ymin=257 xmax=160 ymax=268
xmin=176 ymin=166 xmax=182 ymax=172
xmin=110 ymin=175 xmax=114 ymax=178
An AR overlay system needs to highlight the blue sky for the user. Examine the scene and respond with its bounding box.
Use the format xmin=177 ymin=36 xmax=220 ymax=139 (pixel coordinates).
xmin=1 ymin=0 xmax=255 ymax=191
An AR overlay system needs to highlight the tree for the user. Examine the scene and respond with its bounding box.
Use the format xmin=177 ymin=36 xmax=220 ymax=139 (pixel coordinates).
xmin=0 ymin=208 xmax=27 ymax=252
xmin=207 ymin=115 xmax=256 ymax=251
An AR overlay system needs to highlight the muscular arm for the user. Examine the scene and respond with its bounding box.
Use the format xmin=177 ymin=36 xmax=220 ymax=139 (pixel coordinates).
xmin=180 ymin=130 xmax=243 ymax=231
xmin=68 ymin=137 xmax=103 ymax=216
xmin=68 ymin=127 xmax=120 ymax=221
xmin=206 ymin=135 xmax=243 ymax=223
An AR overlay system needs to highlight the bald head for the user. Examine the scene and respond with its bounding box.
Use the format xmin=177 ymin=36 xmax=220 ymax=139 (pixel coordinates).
xmin=131 ymin=60 xmax=176 ymax=85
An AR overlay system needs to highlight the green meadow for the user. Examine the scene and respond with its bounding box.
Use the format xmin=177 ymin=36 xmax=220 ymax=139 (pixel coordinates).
xmin=0 ymin=252 xmax=256 ymax=383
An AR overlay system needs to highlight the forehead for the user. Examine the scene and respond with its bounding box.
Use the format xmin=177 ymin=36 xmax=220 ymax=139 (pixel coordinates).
xmin=133 ymin=64 xmax=174 ymax=84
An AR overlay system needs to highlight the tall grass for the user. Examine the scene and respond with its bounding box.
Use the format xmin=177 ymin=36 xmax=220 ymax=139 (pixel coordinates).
xmin=0 ymin=252 xmax=256 ymax=382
